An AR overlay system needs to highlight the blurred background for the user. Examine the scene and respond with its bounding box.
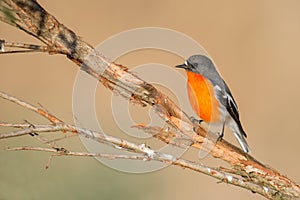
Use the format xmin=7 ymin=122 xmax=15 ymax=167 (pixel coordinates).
xmin=1 ymin=0 xmax=300 ymax=199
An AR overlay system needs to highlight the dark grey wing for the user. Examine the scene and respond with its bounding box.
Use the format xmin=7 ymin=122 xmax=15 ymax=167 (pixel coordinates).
xmin=222 ymin=81 xmax=247 ymax=138
xmin=223 ymin=82 xmax=239 ymax=118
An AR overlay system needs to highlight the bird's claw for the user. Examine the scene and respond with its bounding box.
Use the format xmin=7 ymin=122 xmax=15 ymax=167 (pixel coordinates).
xmin=189 ymin=116 xmax=203 ymax=125
xmin=217 ymin=132 xmax=224 ymax=142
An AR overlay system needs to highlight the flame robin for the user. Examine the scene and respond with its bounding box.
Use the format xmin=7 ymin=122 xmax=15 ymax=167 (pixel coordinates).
xmin=176 ymin=55 xmax=250 ymax=153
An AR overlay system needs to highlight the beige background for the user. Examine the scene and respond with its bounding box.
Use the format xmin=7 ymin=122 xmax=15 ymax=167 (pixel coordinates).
xmin=1 ymin=0 xmax=300 ymax=200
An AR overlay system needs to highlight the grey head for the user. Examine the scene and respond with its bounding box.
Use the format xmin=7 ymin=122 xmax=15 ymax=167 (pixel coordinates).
xmin=176 ymin=55 xmax=224 ymax=87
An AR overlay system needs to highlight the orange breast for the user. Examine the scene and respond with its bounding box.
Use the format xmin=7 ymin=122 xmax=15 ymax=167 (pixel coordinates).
xmin=186 ymin=71 xmax=220 ymax=122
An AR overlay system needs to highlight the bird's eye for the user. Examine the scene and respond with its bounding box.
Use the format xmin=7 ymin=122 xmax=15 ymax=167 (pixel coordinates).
xmin=184 ymin=60 xmax=189 ymax=66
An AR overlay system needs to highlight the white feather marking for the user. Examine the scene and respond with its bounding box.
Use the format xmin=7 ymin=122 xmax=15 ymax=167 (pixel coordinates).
xmin=214 ymin=85 xmax=226 ymax=99
xmin=214 ymin=85 xmax=222 ymax=91
xmin=226 ymin=93 xmax=238 ymax=111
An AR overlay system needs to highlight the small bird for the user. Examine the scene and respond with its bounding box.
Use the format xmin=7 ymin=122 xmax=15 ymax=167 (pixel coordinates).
xmin=176 ymin=55 xmax=250 ymax=153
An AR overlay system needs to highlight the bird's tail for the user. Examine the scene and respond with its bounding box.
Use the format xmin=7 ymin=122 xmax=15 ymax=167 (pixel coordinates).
xmin=233 ymin=130 xmax=250 ymax=153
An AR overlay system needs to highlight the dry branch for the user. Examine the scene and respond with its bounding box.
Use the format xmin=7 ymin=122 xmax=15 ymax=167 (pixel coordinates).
xmin=0 ymin=92 xmax=277 ymax=198
xmin=0 ymin=1 xmax=299 ymax=199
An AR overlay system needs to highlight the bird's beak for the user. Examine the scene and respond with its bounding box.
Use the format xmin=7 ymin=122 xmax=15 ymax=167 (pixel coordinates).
xmin=175 ymin=63 xmax=187 ymax=69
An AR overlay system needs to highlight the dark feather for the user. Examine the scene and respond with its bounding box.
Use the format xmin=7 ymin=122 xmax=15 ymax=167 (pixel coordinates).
xmin=222 ymin=81 xmax=247 ymax=138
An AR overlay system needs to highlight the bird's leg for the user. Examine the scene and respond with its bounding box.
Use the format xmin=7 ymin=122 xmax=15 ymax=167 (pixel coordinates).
xmin=217 ymin=123 xmax=225 ymax=142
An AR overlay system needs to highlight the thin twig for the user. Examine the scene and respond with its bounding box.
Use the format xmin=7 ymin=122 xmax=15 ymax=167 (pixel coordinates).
xmin=6 ymin=145 xmax=276 ymax=197
xmin=0 ymin=41 xmax=62 ymax=54
xmin=46 ymin=134 xmax=77 ymax=144
xmin=0 ymin=91 xmax=62 ymax=124
xmin=0 ymin=49 xmax=45 ymax=54
xmin=4 ymin=42 xmax=47 ymax=50
xmin=7 ymin=146 xmax=150 ymax=159
xmin=0 ymin=111 xmax=289 ymax=199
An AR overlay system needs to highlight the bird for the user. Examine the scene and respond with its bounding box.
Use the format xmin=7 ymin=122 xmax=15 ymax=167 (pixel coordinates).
xmin=176 ymin=54 xmax=250 ymax=153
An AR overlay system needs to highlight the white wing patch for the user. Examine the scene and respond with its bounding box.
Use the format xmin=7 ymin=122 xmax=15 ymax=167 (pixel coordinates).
xmin=213 ymin=85 xmax=227 ymax=119
xmin=214 ymin=85 xmax=226 ymax=98
xmin=214 ymin=85 xmax=222 ymax=92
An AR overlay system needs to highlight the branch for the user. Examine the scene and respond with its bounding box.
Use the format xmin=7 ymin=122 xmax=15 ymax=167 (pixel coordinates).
xmin=0 ymin=89 xmax=292 ymax=200
xmin=0 ymin=40 xmax=50 ymax=54
xmin=1 ymin=96 xmax=271 ymax=195
xmin=6 ymin=146 xmax=278 ymax=197
xmin=0 ymin=1 xmax=299 ymax=199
